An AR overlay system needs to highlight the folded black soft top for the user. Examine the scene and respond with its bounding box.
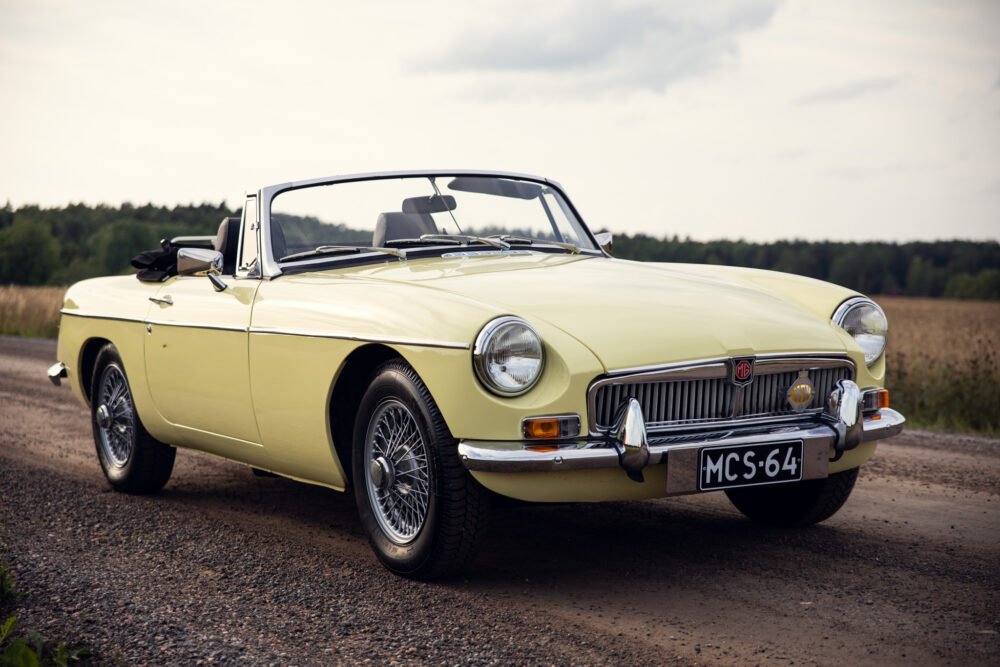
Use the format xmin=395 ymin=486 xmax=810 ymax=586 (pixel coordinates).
xmin=131 ymin=237 xmax=214 ymax=283
xmin=130 ymin=239 xmax=178 ymax=283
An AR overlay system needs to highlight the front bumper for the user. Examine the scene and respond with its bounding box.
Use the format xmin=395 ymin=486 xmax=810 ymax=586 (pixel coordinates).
xmin=458 ymin=380 xmax=904 ymax=491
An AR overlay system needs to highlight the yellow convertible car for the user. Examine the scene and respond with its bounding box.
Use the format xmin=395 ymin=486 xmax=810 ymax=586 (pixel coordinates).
xmin=49 ymin=170 xmax=904 ymax=578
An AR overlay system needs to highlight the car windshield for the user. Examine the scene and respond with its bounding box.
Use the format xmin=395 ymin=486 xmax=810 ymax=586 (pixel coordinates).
xmin=268 ymin=175 xmax=596 ymax=263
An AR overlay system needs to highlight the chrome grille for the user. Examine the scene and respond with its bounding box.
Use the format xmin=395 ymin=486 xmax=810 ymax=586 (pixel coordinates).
xmin=591 ymin=360 xmax=853 ymax=431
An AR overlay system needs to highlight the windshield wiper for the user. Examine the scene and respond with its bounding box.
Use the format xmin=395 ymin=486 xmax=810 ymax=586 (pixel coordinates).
xmin=489 ymin=235 xmax=581 ymax=254
xmin=383 ymin=237 xmax=463 ymax=248
xmin=280 ymin=245 xmax=406 ymax=262
xmin=418 ymin=234 xmax=511 ymax=250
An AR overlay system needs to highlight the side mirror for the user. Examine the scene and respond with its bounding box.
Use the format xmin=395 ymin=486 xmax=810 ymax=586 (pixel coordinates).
xmin=594 ymin=232 xmax=613 ymax=256
xmin=177 ymin=248 xmax=228 ymax=291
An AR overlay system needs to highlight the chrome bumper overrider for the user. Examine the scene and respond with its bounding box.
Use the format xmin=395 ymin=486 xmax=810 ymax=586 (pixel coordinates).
xmin=458 ymin=380 xmax=905 ymax=488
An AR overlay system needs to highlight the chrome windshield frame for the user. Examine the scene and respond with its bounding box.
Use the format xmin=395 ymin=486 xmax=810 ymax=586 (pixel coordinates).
xmin=255 ymin=169 xmax=604 ymax=278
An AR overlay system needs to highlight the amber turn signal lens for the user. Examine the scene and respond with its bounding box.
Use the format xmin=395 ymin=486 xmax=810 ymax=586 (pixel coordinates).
xmin=862 ymin=388 xmax=890 ymax=415
xmin=521 ymin=415 xmax=582 ymax=440
xmin=524 ymin=418 xmax=561 ymax=439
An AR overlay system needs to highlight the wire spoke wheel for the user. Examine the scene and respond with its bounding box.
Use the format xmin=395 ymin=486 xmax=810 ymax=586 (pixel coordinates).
xmin=352 ymin=361 xmax=490 ymax=578
xmin=89 ymin=344 xmax=175 ymax=494
xmin=95 ymin=364 xmax=135 ymax=467
xmin=364 ymin=399 xmax=431 ymax=545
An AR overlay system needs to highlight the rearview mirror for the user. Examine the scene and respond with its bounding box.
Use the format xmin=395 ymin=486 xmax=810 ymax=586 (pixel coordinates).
xmin=594 ymin=232 xmax=613 ymax=255
xmin=402 ymin=194 xmax=457 ymax=214
xmin=177 ymin=248 xmax=227 ymax=291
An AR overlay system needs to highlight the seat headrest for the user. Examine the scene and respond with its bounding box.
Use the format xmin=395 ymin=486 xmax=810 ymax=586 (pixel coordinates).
xmin=372 ymin=212 xmax=438 ymax=247
xmin=215 ymin=217 xmax=242 ymax=274
xmin=214 ymin=217 xmax=241 ymax=253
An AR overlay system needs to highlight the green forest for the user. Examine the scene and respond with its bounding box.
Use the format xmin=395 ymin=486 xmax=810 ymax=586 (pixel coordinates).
xmin=0 ymin=201 xmax=998 ymax=299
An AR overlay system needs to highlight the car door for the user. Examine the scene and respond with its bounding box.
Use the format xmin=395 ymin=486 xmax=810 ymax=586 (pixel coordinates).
xmin=144 ymin=274 xmax=262 ymax=447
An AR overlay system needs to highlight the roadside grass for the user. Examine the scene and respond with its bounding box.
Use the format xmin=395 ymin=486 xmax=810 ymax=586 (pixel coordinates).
xmin=0 ymin=565 xmax=15 ymax=605
xmin=0 ymin=286 xmax=995 ymax=437
xmin=0 ymin=562 xmax=91 ymax=666
xmin=0 ymin=286 xmax=63 ymax=339
xmin=877 ymin=296 xmax=1000 ymax=437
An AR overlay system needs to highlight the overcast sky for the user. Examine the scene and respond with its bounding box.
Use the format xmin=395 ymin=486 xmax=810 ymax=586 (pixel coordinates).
xmin=1 ymin=0 xmax=998 ymax=241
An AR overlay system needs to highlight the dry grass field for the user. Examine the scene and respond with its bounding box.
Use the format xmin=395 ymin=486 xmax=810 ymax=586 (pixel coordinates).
xmin=0 ymin=286 xmax=64 ymax=339
xmin=877 ymin=296 xmax=999 ymax=436
xmin=0 ymin=287 xmax=995 ymax=435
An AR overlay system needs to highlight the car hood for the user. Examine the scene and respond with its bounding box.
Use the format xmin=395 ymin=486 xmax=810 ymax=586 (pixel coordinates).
xmin=331 ymin=253 xmax=852 ymax=371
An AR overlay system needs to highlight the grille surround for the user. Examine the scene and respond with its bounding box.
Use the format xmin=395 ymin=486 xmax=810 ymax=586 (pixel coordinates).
xmin=588 ymin=356 xmax=855 ymax=435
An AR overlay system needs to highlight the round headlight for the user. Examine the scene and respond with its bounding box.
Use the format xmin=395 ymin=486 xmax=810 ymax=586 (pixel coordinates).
xmin=473 ymin=316 xmax=544 ymax=396
xmin=833 ymin=298 xmax=888 ymax=366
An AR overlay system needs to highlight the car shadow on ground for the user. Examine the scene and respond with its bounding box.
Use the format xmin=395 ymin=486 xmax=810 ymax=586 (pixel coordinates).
xmin=155 ymin=459 xmax=367 ymax=540
xmin=154 ymin=455 xmax=856 ymax=589
xmin=468 ymin=498 xmax=850 ymax=585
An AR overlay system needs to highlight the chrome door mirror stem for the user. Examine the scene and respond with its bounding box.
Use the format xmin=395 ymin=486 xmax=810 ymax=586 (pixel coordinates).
xmin=177 ymin=248 xmax=228 ymax=291
xmin=208 ymin=274 xmax=228 ymax=292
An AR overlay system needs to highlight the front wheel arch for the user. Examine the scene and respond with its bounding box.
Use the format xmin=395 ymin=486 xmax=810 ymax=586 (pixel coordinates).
xmin=329 ymin=344 xmax=403 ymax=487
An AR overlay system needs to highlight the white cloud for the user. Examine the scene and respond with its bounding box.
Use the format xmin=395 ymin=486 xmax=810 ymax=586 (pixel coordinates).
xmin=0 ymin=0 xmax=998 ymax=242
xmin=415 ymin=1 xmax=779 ymax=95
xmin=794 ymin=76 xmax=899 ymax=105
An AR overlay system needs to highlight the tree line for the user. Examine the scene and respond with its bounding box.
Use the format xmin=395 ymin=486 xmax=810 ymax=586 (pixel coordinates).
xmin=0 ymin=202 xmax=997 ymax=299
xmin=611 ymin=233 xmax=1000 ymax=300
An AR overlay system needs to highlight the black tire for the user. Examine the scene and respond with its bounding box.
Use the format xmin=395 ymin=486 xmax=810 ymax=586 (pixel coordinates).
xmin=352 ymin=360 xmax=490 ymax=580
xmin=90 ymin=344 xmax=175 ymax=494
xmin=725 ymin=467 xmax=860 ymax=527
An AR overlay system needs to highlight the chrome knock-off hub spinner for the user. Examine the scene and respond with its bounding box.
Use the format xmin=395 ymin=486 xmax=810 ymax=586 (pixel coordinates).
xmin=96 ymin=404 xmax=112 ymax=429
xmin=369 ymin=456 xmax=395 ymax=491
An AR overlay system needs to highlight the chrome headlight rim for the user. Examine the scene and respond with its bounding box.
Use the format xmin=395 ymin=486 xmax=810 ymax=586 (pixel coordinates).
xmin=832 ymin=296 xmax=888 ymax=367
xmin=473 ymin=316 xmax=545 ymax=397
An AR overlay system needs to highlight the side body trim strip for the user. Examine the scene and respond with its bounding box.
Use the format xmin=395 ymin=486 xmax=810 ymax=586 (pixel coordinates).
xmin=249 ymin=327 xmax=471 ymax=350
xmin=60 ymin=311 xmax=470 ymax=349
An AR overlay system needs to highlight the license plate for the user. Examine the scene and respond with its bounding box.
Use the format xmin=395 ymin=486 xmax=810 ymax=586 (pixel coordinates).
xmin=698 ymin=441 xmax=803 ymax=491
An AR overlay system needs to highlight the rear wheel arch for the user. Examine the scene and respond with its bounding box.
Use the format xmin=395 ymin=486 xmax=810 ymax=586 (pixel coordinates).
xmin=79 ymin=337 xmax=112 ymax=405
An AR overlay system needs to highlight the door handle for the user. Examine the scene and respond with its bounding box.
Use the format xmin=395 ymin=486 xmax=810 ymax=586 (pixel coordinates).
xmin=149 ymin=296 xmax=174 ymax=306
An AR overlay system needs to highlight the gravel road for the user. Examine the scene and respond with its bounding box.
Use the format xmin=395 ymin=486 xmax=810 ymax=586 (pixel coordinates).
xmin=1 ymin=336 xmax=997 ymax=665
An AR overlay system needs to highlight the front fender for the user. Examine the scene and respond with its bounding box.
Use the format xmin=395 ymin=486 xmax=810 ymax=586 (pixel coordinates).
xmin=396 ymin=317 xmax=603 ymax=442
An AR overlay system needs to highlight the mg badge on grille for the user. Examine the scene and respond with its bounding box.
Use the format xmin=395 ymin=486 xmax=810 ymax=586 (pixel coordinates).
xmin=731 ymin=358 xmax=754 ymax=386
xmin=786 ymin=370 xmax=815 ymax=412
